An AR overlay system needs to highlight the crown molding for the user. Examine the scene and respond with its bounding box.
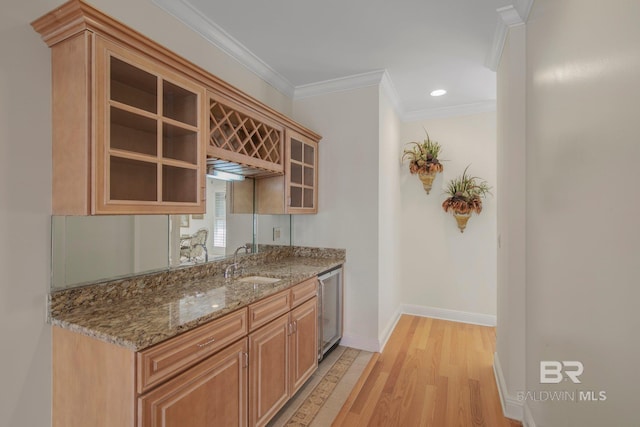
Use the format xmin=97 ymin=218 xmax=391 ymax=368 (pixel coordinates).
xmin=513 ymin=0 xmax=534 ymax=21
xmin=152 ymin=0 xmax=295 ymax=97
xmin=294 ymin=69 xmax=405 ymax=120
xmin=153 ymin=0 xmax=503 ymax=122
xmin=294 ymin=68 xmax=494 ymax=122
xmin=379 ymin=70 xmax=404 ymax=117
xmin=485 ymin=1 xmax=532 ymax=71
xmin=294 ymin=69 xmax=388 ymax=100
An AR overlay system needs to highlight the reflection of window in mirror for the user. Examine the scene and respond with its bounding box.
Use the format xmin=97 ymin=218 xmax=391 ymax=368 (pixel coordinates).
xmin=169 ymin=177 xmax=254 ymax=266
xmin=172 ymin=178 xmax=223 ymax=265
xmin=213 ymin=191 xmax=226 ymax=250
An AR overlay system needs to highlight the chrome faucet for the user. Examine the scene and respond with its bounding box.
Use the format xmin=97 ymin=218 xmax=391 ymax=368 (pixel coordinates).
xmin=224 ymin=244 xmax=251 ymax=279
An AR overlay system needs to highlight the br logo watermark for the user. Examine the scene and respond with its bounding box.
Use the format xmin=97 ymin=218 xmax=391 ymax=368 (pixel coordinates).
xmin=515 ymin=361 xmax=608 ymax=402
xmin=540 ymin=361 xmax=583 ymax=384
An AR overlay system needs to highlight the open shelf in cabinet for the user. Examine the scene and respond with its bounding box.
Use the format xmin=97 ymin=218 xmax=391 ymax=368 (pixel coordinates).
xmin=97 ymin=38 xmax=206 ymax=213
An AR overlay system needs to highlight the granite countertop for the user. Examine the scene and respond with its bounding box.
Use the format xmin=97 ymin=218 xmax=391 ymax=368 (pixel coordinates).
xmin=51 ymin=254 xmax=344 ymax=352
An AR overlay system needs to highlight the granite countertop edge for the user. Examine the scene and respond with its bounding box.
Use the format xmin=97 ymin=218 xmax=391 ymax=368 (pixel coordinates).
xmin=51 ymin=254 xmax=344 ymax=352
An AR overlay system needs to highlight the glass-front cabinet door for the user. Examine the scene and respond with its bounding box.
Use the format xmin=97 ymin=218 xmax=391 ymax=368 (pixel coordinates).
xmin=286 ymin=129 xmax=318 ymax=214
xmin=94 ymin=36 xmax=206 ymax=214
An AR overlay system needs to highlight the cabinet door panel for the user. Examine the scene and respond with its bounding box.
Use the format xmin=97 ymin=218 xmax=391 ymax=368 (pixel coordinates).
xmin=285 ymin=130 xmax=318 ymax=214
xmin=289 ymin=297 xmax=318 ymax=394
xmin=249 ymin=314 xmax=289 ymax=427
xmin=95 ymin=36 xmax=206 ymax=214
xmin=138 ymin=339 xmax=248 ymax=427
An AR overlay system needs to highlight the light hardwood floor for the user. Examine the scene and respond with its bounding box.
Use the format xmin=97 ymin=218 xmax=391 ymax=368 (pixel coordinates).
xmin=333 ymin=315 xmax=521 ymax=427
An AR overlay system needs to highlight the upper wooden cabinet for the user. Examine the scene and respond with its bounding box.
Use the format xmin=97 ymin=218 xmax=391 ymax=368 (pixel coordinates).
xmin=32 ymin=0 xmax=320 ymax=215
xmin=94 ymin=37 xmax=207 ymax=214
xmin=286 ymin=130 xmax=318 ymax=213
xmin=256 ymin=130 xmax=319 ymax=214
xmin=208 ymin=91 xmax=284 ymax=176
xmin=33 ymin=2 xmax=206 ymax=215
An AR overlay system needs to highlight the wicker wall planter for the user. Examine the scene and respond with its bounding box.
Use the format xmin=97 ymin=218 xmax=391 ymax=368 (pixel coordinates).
xmin=402 ymin=133 xmax=443 ymax=195
xmin=417 ymin=170 xmax=438 ymax=194
xmin=442 ymin=166 xmax=491 ymax=234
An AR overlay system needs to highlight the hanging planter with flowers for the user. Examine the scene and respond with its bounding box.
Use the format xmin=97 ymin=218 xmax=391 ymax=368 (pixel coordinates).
xmin=401 ymin=132 xmax=444 ymax=194
xmin=442 ymin=166 xmax=491 ymax=233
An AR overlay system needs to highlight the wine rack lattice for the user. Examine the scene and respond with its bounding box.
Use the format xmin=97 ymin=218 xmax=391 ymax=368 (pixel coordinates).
xmin=209 ymin=98 xmax=282 ymax=170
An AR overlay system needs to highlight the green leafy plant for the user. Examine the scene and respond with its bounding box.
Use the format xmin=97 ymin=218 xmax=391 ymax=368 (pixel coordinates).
xmin=401 ymin=132 xmax=444 ymax=174
xmin=442 ymin=166 xmax=491 ymax=215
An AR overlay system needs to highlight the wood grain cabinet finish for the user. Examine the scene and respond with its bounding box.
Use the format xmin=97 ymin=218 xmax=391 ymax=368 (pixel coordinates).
xmin=33 ymin=28 xmax=207 ymax=215
xmin=137 ymin=308 xmax=247 ymax=393
xmin=256 ymin=129 xmax=319 ymax=214
xmin=138 ymin=339 xmax=248 ymax=427
xmin=248 ymin=281 xmax=318 ymax=427
xmin=94 ymin=37 xmax=207 ymax=214
xmin=290 ymin=277 xmax=318 ymax=308
xmin=248 ymin=313 xmax=291 ymax=427
xmin=289 ymin=297 xmax=318 ymax=395
xmin=33 ymin=0 xmax=321 ymax=216
xmin=52 ymin=326 xmax=136 ymax=427
xmin=50 ymin=276 xmax=320 ymax=427
xmin=248 ymin=289 xmax=291 ymax=332
xmin=207 ymin=91 xmax=284 ymax=174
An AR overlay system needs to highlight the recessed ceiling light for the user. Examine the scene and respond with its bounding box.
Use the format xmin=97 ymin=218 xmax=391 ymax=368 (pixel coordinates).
xmin=430 ymin=89 xmax=447 ymax=97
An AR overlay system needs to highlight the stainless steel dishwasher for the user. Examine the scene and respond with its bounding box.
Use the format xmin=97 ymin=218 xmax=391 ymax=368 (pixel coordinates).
xmin=318 ymin=266 xmax=343 ymax=361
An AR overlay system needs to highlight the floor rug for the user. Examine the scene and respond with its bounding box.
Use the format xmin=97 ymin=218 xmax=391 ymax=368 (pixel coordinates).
xmin=268 ymin=346 xmax=370 ymax=427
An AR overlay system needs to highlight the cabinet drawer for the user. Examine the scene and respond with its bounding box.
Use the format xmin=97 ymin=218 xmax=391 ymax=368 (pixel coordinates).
xmin=138 ymin=338 xmax=248 ymax=427
xmin=248 ymin=290 xmax=290 ymax=332
xmin=290 ymin=277 xmax=318 ymax=308
xmin=137 ymin=308 xmax=247 ymax=394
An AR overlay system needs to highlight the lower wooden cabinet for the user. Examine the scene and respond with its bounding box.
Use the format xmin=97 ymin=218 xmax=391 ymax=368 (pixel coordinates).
xmin=289 ymin=297 xmax=319 ymax=394
xmin=138 ymin=339 xmax=248 ymax=427
xmin=249 ymin=313 xmax=291 ymax=427
xmin=249 ymin=296 xmax=318 ymax=427
xmin=52 ymin=278 xmax=319 ymax=427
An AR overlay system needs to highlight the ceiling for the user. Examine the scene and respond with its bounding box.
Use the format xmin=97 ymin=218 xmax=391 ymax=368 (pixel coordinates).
xmin=154 ymin=0 xmax=523 ymax=120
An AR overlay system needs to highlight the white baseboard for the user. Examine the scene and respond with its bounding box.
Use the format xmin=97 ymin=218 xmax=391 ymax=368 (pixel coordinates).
xmin=378 ymin=307 xmax=402 ymax=353
xmin=340 ymin=333 xmax=380 ymax=353
xmin=493 ymin=352 xmax=524 ymax=421
xmin=523 ymin=402 xmax=536 ymax=427
xmin=342 ymin=304 xmax=497 ymax=353
xmin=401 ymin=304 xmax=497 ymax=327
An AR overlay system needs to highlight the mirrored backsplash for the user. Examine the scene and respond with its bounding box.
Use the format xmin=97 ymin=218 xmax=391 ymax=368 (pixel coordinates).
xmin=51 ymin=177 xmax=291 ymax=290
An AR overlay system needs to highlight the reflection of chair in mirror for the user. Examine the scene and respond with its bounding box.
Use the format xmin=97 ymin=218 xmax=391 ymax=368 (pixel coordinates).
xmin=180 ymin=228 xmax=208 ymax=263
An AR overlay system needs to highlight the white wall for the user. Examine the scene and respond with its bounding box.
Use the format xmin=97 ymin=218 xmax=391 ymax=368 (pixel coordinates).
xmin=293 ymin=86 xmax=381 ymax=351
xmin=495 ymin=23 xmax=527 ymax=420
xmin=399 ymin=113 xmax=498 ymax=320
xmin=377 ymin=88 xmax=403 ymax=346
xmin=0 ymin=3 xmax=52 ymax=426
xmin=0 ymin=0 xmax=295 ymax=425
xmin=256 ymin=215 xmax=291 ymax=247
xmin=523 ymin=0 xmax=640 ymax=425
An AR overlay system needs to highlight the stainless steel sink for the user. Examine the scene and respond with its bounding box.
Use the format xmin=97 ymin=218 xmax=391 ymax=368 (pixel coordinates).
xmin=236 ymin=276 xmax=280 ymax=284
